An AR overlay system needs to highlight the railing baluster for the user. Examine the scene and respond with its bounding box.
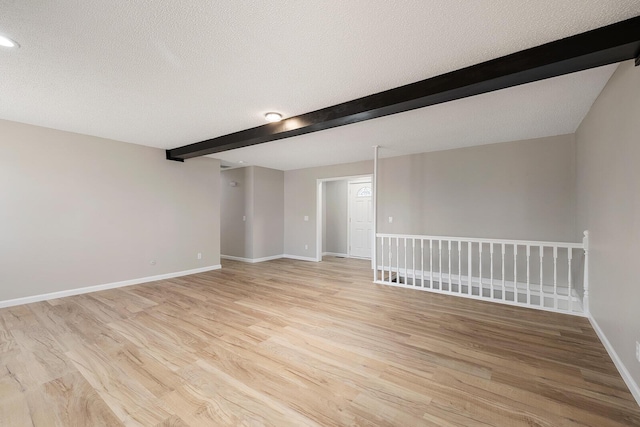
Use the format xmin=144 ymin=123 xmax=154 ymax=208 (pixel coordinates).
xmin=383 ymin=237 xmax=386 ymax=282
xmin=490 ymin=243 xmax=494 ymax=299
xmin=448 ymin=240 xmax=452 ymax=292
xmin=396 ymin=237 xmax=400 ymax=284
xmin=404 ymin=238 xmax=407 ymax=285
xmin=468 ymin=242 xmax=472 ymax=295
xmin=458 ymin=241 xmax=462 ymax=294
xmin=526 ymin=245 xmax=531 ymax=305
xmin=568 ymin=248 xmax=573 ymax=313
xmin=539 ymin=245 xmax=544 ymax=307
xmin=379 ymin=236 xmax=383 ymax=282
xmin=479 ymin=243 xmax=483 ymax=298
xmin=412 ymin=238 xmax=416 ymax=287
xmin=429 ymin=239 xmax=433 ymax=289
xmin=388 ymin=237 xmax=392 ymax=284
xmin=583 ymin=231 xmax=590 ymax=316
xmin=420 ymin=239 xmax=424 ymax=288
xmin=438 ymin=240 xmax=442 ymax=290
xmin=501 ymin=243 xmax=505 ymax=301
xmin=513 ymin=244 xmax=518 ymax=303
xmin=553 ymin=246 xmax=558 ymax=310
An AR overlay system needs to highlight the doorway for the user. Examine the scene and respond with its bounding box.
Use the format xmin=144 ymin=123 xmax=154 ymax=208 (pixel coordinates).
xmin=315 ymin=175 xmax=373 ymax=262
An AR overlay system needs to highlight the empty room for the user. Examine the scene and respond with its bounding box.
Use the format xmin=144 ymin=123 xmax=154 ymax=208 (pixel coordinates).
xmin=2 ymin=1 xmax=640 ymax=426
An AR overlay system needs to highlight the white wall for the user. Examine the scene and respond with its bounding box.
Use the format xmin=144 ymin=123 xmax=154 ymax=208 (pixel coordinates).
xmin=0 ymin=119 xmax=220 ymax=302
xmin=576 ymin=60 xmax=640 ymax=398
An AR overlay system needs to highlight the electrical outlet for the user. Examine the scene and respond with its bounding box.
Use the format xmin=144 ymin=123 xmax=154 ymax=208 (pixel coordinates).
xmin=636 ymin=341 xmax=640 ymax=362
xmin=305 ymin=244 xmax=308 ymax=250
xmin=242 ymin=215 xmax=246 ymax=221
xmin=388 ymin=216 xmax=393 ymax=223
xmin=197 ymin=253 xmax=202 ymax=260
xmin=304 ymin=216 xmax=309 ymax=221
xmin=150 ymin=260 xmax=156 ymax=265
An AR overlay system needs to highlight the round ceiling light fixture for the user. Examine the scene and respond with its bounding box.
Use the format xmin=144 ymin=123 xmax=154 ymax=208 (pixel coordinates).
xmin=0 ymin=34 xmax=19 ymax=48
xmin=264 ymin=112 xmax=282 ymax=123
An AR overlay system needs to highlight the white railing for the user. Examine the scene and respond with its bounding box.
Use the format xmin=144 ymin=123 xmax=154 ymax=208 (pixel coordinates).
xmin=374 ymin=231 xmax=589 ymax=316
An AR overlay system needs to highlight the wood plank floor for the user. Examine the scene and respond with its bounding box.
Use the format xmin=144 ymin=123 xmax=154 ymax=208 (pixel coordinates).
xmin=1 ymin=257 xmax=639 ymax=426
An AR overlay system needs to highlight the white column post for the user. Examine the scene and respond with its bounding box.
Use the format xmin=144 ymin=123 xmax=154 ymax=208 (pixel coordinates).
xmin=583 ymin=230 xmax=590 ymax=316
xmin=372 ymin=145 xmax=379 ymax=281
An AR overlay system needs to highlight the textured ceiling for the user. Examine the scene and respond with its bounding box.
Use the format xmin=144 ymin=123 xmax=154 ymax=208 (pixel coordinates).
xmin=0 ymin=1 xmax=638 ymax=170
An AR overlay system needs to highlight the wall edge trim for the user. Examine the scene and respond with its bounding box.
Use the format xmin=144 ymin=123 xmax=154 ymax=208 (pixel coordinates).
xmin=221 ymin=254 xmax=319 ymax=263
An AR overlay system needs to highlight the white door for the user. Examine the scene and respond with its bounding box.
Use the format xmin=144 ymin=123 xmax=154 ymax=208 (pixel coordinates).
xmin=348 ymin=181 xmax=373 ymax=259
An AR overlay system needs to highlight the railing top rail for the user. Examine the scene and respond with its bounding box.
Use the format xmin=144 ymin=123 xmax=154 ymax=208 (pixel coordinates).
xmin=376 ymin=233 xmax=583 ymax=249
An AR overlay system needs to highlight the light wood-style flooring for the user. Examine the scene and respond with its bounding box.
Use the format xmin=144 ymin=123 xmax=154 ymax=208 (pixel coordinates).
xmin=1 ymin=257 xmax=639 ymax=426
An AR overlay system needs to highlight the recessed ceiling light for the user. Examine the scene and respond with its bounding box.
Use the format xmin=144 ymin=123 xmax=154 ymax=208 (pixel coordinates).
xmin=264 ymin=112 xmax=282 ymax=123
xmin=238 ymin=160 xmax=245 ymax=164
xmin=0 ymin=35 xmax=19 ymax=48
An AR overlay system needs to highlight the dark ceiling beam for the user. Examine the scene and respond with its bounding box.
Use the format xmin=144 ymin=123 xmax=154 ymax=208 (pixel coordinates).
xmin=167 ymin=16 xmax=640 ymax=161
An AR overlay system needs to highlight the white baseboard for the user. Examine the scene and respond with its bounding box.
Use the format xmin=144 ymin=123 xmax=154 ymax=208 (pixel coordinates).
xmin=221 ymin=254 xmax=284 ymax=263
xmin=222 ymin=254 xmax=321 ymax=263
xmin=588 ymin=316 xmax=640 ymax=406
xmin=222 ymin=254 xmax=320 ymax=263
xmin=322 ymin=252 xmax=348 ymax=258
xmin=349 ymin=255 xmax=371 ymax=260
xmin=220 ymin=255 xmax=251 ymax=262
xmin=283 ymin=254 xmax=318 ymax=262
xmin=0 ymin=264 xmax=222 ymax=309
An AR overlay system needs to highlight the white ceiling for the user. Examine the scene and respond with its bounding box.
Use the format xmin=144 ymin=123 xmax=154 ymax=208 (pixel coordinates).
xmin=1 ymin=1 xmax=638 ymax=170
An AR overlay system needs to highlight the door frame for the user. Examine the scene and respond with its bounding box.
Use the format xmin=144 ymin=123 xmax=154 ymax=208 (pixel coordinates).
xmin=315 ymin=174 xmax=372 ymax=262
xmin=347 ymin=178 xmax=373 ymax=259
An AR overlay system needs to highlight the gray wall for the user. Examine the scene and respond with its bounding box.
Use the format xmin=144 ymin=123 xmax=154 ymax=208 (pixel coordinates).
xmin=378 ymin=134 xmax=577 ymax=241
xmin=252 ymin=166 xmax=284 ymax=259
xmin=0 ymin=119 xmax=220 ymax=302
xmin=285 ymin=135 xmax=577 ymax=259
xmin=221 ymin=166 xmax=284 ymax=260
xmin=375 ymin=135 xmax=578 ymax=287
xmin=322 ymin=186 xmax=327 ymax=253
xmin=284 ymin=161 xmax=372 ymax=258
xmin=220 ymin=168 xmax=249 ymax=258
xmin=576 ymin=60 xmax=640 ymax=388
xmin=324 ymin=180 xmax=348 ymax=255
